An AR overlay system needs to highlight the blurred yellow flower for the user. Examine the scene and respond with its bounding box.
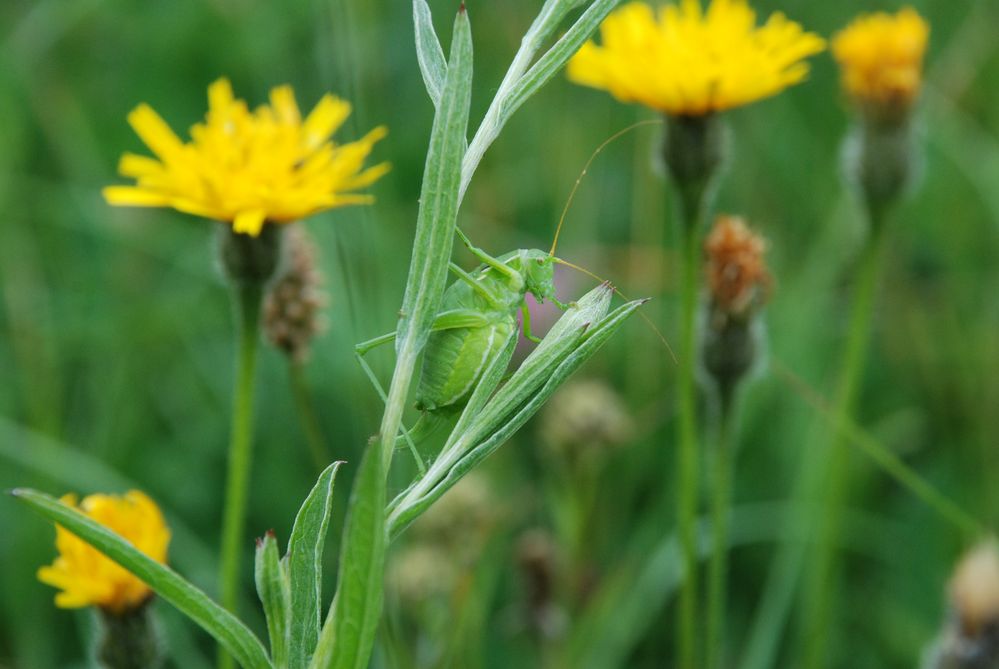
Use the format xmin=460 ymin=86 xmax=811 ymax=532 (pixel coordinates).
xmin=103 ymin=78 xmax=389 ymax=237
xmin=832 ymin=8 xmax=929 ymax=113
xmin=37 ymin=491 xmax=170 ymax=614
xmin=567 ymin=0 xmax=825 ymax=116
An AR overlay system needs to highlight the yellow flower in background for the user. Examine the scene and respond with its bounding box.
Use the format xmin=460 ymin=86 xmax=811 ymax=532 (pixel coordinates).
xmin=103 ymin=78 xmax=390 ymax=237
xmin=832 ymin=8 xmax=929 ymax=113
xmin=567 ymin=0 xmax=825 ymax=116
xmin=37 ymin=491 xmax=170 ymax=614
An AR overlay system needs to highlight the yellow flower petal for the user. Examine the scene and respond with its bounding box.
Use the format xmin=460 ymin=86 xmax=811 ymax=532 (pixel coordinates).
xmin=127 ymin=104 xmax=185 ymax=162
xmin=105 ymin=80 xmax=387 ymax=234
xmin=233 ymin=209 xmax=268 ymax=236
xmin=102 ymin=186 xmax=172 ymax=207
xmin=37 ymin=490 xmax=170 ymax=614
xmin=567 ymin=0 xmax=825 ymax=115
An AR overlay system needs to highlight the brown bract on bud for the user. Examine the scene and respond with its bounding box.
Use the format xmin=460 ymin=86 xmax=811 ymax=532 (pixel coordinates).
xmin=263 ymin=227 xmax=326 ymax=363
xmin=705 ymin=215 xmax=771 ymax=323
xmin=701 ymin=215 xmax=771 ymax=401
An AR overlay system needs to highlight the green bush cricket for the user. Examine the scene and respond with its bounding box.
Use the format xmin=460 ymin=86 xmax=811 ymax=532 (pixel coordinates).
xmin=355 ymin=121 xmax=672 ymax=472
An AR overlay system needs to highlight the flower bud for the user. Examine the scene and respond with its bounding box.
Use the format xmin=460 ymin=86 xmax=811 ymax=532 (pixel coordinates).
xmin=833 ymin=8 xmax=929 ymax=222
xmin=218 ymin=220 xmax=285 ymax=286
xmin=661 ymin=113 xmax=726 ymax=225
xmin=97 ymin=603 xmax=162 ymax=669
xmin=263 ymin=227 xmax=326 ymax=362
xmin=700 ymin=215 xmax=771 ymax=402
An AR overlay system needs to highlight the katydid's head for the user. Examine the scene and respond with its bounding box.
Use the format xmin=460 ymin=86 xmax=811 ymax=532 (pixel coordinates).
xmin=522 ymin=249 xmax=558 ymax=303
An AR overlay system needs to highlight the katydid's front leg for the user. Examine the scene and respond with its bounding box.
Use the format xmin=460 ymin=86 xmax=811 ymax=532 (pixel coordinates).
xmin=520 ymin=303 xmax=542 ymax=343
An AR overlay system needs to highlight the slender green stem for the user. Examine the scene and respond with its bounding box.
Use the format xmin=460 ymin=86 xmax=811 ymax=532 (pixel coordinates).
xmin=676 ymin=214 xmax=702 ymax=669
xmin=217 ymin=282 xmax=263 ymax=669
xmin=801 ymin=225 xmax=888 ymax=669
xmin=288 ymin=360 xmax=332 ymax=473
xmin=706 ymin=390 xmax=736 ymax=669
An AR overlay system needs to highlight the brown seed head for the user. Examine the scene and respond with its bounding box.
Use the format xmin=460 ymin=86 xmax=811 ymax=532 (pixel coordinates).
xmin=949 ymin=540 xmax=999 ymax=637
xmin=263 ymin=226 xmax=326 ymax=363
xmin=704 ymin=215 xmax=771 ymax=321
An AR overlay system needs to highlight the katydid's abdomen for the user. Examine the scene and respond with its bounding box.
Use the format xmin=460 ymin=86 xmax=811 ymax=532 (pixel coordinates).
xmin=415 ymin=316 xmax=516 ymax=412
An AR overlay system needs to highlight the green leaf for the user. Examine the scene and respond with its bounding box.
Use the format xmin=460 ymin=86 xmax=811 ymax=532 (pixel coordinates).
xmin=12 ymin=488 xmax=272 ymax=669
xmin=413 ymin=0 xmax=446 ymax=107
xmin=255 ymin=531 xmax=290 ymax=668
xmin=286 ymin=462 xmax=342 ymax=669
xmin=309 ymin=445 xmax=386 ymax=669
xmin=502 ymin=0 xmax=620 ymax=122
xmin=395 ymin=4 xmax=474 ymax=362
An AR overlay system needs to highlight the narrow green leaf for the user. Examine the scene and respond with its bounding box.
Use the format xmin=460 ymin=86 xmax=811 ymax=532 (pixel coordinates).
xmin=413 ymin=0 xmax=446 ymax=107
xmin=12 ymin=488 xmax=272 ymax=669
xmin=286 ymin=462 xmax=342 ymax=669
xmin=501 ymin=0 xmax=620 ymax=122
xmin=395 ymin=5 xmax=474 ymax=359
xmin=255 ymin=531 xmax=290 ymax=668
xmin=310 ymin=445 xmax=386 ymax=669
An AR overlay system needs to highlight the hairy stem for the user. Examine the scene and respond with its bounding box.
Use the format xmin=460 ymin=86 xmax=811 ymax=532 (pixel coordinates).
xmin=217 ymin=282 xmax=263 ymax=669
xmin=289 ymin=361 xmax=332 ymax=473
xmin=676 ymin=212 xmax=702 ymax=669
xmin=801 ymin=224 xmax=888 ymax=669
xmin=706 ymin=389 xmax=737 ymax=669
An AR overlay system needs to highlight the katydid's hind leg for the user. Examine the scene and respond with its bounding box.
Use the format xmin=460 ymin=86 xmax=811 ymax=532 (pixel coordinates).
xmin=353 ymin=332 xmax=427 ymax=475
xmin=520 ymin=304 xmax=542 ymax=344
xmin=456 ymin=228 xmax=521 ymax=283
xmin=449 ymin=262 xmax=502 ymax=308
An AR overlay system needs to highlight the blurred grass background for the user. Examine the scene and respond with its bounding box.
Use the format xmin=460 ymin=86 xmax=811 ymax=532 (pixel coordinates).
xmin=1 ymin=0 xmax=997 ymax=667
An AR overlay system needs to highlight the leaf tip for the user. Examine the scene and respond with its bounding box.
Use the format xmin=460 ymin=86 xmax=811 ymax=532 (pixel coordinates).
xmin=458 ymin=2 xmax=466 ymax=14
xmin=7 ymin=487 xmax=26 ymax=498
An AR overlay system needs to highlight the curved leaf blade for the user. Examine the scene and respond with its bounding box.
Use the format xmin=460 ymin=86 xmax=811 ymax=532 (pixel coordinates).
xmin=12 ymin=488 xmax=272 ymax=669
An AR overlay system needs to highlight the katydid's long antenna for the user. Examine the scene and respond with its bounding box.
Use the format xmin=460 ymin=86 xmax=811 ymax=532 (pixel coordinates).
xmin=549 ymin=118 xmax=665 ymax=258
xmin=553 ymin=257 xmax=677 ymax=365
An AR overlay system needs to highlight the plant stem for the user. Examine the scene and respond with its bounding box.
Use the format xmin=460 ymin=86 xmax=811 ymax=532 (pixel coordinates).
xmin=706 ymin=388 xmax=736 ymax=669
xmin=676 ymin=214 xmax=702 ymax=669
xmin=217 ymin=282 xmax=262 ymax=669
xmin=801 ymin=224 xmax=888 ymax=669
xmin=288 ymin=360 xmax=332 ymax=473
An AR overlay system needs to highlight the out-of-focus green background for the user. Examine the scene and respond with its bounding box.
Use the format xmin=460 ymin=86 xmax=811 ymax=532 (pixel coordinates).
xmin=1 ymin=0 xmax=997 ymax=667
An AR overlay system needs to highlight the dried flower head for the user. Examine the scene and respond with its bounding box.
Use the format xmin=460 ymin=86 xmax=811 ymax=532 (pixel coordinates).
xmin=411 ymin=473 xmax=495 ymax=562
xmin=263 ymin=227 xmax=326 ymax=362
xmin=539 ymin=379 xmax=634 ymax=460
xmin=949 ymin=541 xmax=999 ymax=638
xmin=568 ymin=0 xmax=825 ymax=116
xmin=387 ymin=544 xmax=458 ymax=607
xmin=103 ymin=78 xmax=389 ymax=236
xmin=832 ymin=8 xmax=929 ymax=119
xmin=37 ymin=491 xmax=170 ymax=614
xmin=705 ymin=215 xmax=771 ymax=320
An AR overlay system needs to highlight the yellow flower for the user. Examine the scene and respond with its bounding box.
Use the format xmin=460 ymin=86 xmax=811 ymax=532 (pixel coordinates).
xmin=37 ymin=491 xmax=171 ymax=614
xmin=103 ymin=78 xmax=390 ymax=237
xmin=567 ymin=0 xmax=825 ymax=116
xmin=832 ymin=8 xmax=929 ymax=113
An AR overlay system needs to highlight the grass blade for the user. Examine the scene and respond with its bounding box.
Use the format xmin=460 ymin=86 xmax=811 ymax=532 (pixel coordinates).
xmin=255 ymin=532 xmax=290 ymax=668
xmin=286 ymin=462 xmax=343 ymax=669
xmin=11 ymin=488 xmax=272 ymax=669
